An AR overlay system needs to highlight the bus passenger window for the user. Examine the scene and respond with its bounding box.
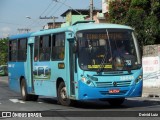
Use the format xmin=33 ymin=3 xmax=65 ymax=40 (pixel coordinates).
xmin=9 ymin=40 xmax=17 ymax=61
xmin=18 ymin=38 xmax=27 ymax=61
xmin=34 ymin=37 xmax=39 ymax=61
xmin=52 ymin=33 xmax=65 ymax=60
xmin=39 ymin=35 xmax=51 ymax=61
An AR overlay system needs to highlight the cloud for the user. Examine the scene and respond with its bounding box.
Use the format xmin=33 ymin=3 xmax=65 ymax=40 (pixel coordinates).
xmin=0 ymin=27 xmax=11 ymax=38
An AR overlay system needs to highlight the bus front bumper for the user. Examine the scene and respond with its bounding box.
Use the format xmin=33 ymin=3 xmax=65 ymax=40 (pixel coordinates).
xmin=78 ymin=80 xmax=143 ymax=100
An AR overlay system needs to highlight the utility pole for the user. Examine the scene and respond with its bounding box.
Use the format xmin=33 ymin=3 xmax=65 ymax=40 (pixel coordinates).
xmin=39 ymin=16 xmax=58 ymax=28
xmin=17 ymin=28 xmax=31 ymax=33
xmin=90 ymin=0 xmax=93 ymax=20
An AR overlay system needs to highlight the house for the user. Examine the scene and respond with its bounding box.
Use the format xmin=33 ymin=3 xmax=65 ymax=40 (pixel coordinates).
xmin=60 ymin=9 xmax=106 ymax=27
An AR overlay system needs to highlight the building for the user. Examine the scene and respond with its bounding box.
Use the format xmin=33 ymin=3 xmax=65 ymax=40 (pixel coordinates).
xmin=60 ymin=9 xmax=106 ymax=27
xmin=43 ymin=22 xmax=63 ymax=29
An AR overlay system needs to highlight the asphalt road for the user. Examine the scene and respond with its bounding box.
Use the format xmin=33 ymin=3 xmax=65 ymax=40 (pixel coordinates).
xmin=0 ymin=76 xmax=160 ymax=120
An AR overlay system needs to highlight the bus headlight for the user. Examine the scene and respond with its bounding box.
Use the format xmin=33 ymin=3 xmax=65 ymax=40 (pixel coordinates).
xmin=135 ymin=75 xmax=142 ymax=84
xmin=81 ymin=76 xmax=95 ymax=87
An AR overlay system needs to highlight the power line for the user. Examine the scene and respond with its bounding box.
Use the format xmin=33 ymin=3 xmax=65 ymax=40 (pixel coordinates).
xmin=39 ymin=16 xmax=58 ymax=28
xmin=53 ymin=0 xmax=83 ymax=15
xmin=43 ymin=1 xmax=59 ymax=17
xmin=36 ymin=0 xmax=65 ymax=28
xmin=39 ymin=0 xmax=54 ymax=16
xmin=50 ymin=0 xmax=67 ymax=16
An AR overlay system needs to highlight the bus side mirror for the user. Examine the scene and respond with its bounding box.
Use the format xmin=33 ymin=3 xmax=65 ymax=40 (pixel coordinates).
xmin=67 ymin=32 xmax=74 ymax=42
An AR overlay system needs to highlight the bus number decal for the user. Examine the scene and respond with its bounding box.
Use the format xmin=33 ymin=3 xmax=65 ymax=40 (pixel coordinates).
xmin=120 ymin=76 xmax=134 ymax=81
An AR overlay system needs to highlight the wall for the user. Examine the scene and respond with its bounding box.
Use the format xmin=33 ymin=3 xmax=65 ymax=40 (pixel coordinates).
xmin=143 ymin=45 xmax=160 ymax=88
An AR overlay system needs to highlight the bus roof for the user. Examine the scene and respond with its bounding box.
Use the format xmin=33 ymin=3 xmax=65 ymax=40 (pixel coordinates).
xmin=9 ymin=22 xmax=133 ymax=39
xmin=9 ymin=32 xmax=33 ymax=40
xmin=31 ymin=23 xmax=133 ymax=36
xmin=31 ymin=27 xmax=69 ymax=37
xmin=71 ymin=22 xmax=133 ymax=31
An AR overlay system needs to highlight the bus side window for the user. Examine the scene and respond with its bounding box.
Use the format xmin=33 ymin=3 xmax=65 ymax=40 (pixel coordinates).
xmin=39 ymin=35 xmax=51 ymax=61
xmin=18 ymin=38 xmax=27 ymax=61
xmin=9 ymin=40 xmax=17 ymax=62
xmin=34 ymin=37 xmax=39 ymax=61
xmin=52 ymin=33 xmax=65 ymax=60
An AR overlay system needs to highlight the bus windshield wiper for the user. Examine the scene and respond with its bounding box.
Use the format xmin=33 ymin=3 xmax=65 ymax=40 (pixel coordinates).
xmin=97 ymin=53 xmax=107 ymax=74
xmin=97 ymin=29 xmax=112 ymax=74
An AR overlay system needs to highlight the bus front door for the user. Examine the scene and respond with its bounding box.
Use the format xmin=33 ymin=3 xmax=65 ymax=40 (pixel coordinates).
xmin=69 ymin=41 xmax=76 ymax=96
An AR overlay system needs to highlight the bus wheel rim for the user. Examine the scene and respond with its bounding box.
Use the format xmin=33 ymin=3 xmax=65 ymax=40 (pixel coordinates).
xmin=60 ymin=87 xmax=67 ymax=100
xmin=22 ymin=86 xmax=25 ymax=97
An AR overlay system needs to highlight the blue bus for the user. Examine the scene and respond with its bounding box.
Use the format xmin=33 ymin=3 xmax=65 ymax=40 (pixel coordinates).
xmin=8 ymin=21 xmax=142 ymax=106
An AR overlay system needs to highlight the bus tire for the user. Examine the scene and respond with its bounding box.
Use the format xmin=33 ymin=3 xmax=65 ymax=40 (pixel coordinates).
xmin=57 ymin=82 xmax=71 ymax=106
xmin=21 ymin=79 xmax=39 ymax=101
xmin=108 ymin=98 xmax=125 ymax=106
xmin=30 ymin=95 xmax=39 ymax=101
xmin=20 ymin=79 xmax=31 ymax=101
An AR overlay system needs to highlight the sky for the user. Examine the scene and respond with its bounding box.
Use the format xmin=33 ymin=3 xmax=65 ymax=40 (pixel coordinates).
xmin=0 ymin=0 xmax=102 ymax=38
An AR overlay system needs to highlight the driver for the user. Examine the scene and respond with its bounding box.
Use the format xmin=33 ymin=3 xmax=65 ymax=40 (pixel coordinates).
xmin=109 ymin=42 xmax=129 ymax=62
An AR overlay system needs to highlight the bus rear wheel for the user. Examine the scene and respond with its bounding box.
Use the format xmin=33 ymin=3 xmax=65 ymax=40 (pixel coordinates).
xmin=57 ymin=82 xmax=72 ymax=106
xmin=20 ymin=79 xmax=38 ymax=101
xmin=108 ymin=98 xmax=125 ymax=106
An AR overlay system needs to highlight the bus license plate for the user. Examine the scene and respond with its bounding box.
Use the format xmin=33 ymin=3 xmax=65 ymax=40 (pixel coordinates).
xmin=109 ymin=89 xmax=120 ymax=93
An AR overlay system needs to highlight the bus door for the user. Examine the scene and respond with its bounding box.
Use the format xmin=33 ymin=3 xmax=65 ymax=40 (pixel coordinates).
xmin=67 ymin=32 xmax=76 ymax=96
xmin=27 ymin=37 xmax=35 ymax=93
xmin=69 ymin=41 xmax=76 ymax=96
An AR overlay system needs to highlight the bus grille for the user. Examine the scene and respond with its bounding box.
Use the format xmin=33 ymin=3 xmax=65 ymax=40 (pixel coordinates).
xmin=96 ymin=81 xmax=132 ymax=87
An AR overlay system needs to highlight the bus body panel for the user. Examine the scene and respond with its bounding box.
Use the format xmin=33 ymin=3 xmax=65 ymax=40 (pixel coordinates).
xmin=8 ymin=62 xmax=26 ymax=92
xmin=32 ymin=61 xmax=67 ymax=96
xmin=78 ymin=80 xmax=142 ymax=100
xmin=77 ymin=69 xmax=143 ymax=100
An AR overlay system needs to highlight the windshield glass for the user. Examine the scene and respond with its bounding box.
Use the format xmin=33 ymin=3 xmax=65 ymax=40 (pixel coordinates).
xmin=77 ymin=29 xmax=141 ymax=71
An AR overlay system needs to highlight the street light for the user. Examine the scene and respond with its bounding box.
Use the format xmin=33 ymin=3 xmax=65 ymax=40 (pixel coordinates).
xmin=25 ymin=16 xmax=42 ymax=30
xmin=26 ymin=16 xmax=31 ymax=19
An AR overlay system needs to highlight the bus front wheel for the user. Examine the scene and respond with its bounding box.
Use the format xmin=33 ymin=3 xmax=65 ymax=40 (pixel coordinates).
xmin=57 ymin=82 xmax=72 ymax=106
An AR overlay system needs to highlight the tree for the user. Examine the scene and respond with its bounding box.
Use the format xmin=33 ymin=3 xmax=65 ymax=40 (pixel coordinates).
xmin=0 ymin=38 xmax=8 ymax=65
xmin=109 ymin=0 xmax=160 ymax=50
xmin=109 ymin=0 xmax=131 ymax=24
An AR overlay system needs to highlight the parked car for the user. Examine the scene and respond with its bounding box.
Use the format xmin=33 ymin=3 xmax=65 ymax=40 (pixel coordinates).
xmin=0 ymin=65 xmax=8 ymax=76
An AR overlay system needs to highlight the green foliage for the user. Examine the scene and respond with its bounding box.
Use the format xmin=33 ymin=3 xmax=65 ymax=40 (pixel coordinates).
xmin=109 ymin=0 xmax=160 ymax=50
xmin=144 ymin=15 xmax=159 ymax=45
xmin=109 ymin=0 xmax=131 ymax=24
xmin=0 ymin=38 xmax=8 ymax=65
xmin=131 ymin=0 xmax=150 ymax=9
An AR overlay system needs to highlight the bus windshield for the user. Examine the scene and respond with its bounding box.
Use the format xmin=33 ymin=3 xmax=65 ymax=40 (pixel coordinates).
xmin=77 ymin=29 xmax=141 ymax=72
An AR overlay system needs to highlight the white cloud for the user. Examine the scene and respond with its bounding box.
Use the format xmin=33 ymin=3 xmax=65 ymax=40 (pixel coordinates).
xmin=0 ymin=27 xmax=11 ymax=38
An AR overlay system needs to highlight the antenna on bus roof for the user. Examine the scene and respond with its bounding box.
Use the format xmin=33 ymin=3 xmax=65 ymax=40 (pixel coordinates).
xmin=72 ymin=20 xmax=95 ymax=25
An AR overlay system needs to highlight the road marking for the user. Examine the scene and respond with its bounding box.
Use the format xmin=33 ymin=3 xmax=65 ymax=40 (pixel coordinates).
xmin=9 ymin=99 xmax=25 ymax=103
xmin=38 ymin=102 xmax=43 ymax=103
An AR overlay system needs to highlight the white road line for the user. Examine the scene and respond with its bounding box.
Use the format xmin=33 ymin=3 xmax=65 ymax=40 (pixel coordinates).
xmin=9 ymin=99 xmax=25 ymax=104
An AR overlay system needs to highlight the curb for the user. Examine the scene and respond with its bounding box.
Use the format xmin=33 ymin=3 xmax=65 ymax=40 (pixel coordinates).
xmin=142 ymin=93 xmax=160 ymax=98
